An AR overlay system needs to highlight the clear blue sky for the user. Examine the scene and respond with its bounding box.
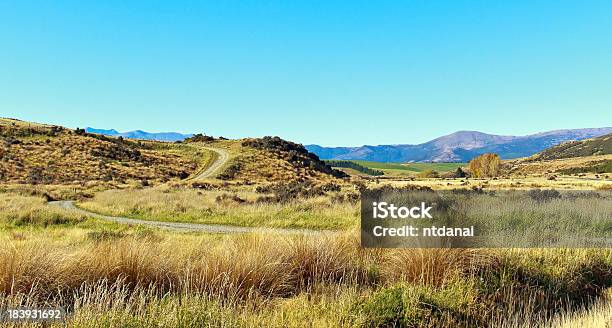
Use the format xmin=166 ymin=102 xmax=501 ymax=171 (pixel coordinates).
xmin=1 ymin=1 xmax=611 ymax=146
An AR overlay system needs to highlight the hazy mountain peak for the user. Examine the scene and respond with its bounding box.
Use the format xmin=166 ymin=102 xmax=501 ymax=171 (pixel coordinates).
xmin=86 ymin=127 xmax=193 ymax=142
xmin=425 ymin=130 xmax=517 ymax=150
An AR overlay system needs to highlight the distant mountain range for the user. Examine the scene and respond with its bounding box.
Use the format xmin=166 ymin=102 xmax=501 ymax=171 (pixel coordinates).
xmin=306 ymin=128 xmax=612 ymax=163
xmin=85 ymin=127 xmax=192 ymax=142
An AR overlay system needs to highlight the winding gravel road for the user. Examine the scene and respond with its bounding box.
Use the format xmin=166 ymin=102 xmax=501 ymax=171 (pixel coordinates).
xmin=49 ymin=201 xmax=322 ymax=234
xmin=191 ymin=146 xmax=230 ymax=180
xmin=46 ymin=146 xmax=323 ymax=234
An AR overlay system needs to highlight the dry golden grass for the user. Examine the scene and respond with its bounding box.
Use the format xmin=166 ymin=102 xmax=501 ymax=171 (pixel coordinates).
xmin=507 ymin=154 xmax=612 ymax=176
xmin=0 ymin=230 xmax=353 ymax=299
xmin=373 ymin=175 xmax=611 ymax=190
xmin=0 ymin=193 xmax=89 ymax=226
xmin=552 ymin=291 xmax=612 ymax=328
xmin=78 ymin=186 xmax=359 ymax=229
xmin=0 ymin=190 xmax=609 ymax=327
xmin=0 ymin=226 xmax=609 ymax=327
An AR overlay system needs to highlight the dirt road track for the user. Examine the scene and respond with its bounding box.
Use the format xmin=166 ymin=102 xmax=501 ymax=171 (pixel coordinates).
xmin=191 ymin=147 xmax=229 ymax=180
xmin=49 ymin=201 xmax=323 ymax=234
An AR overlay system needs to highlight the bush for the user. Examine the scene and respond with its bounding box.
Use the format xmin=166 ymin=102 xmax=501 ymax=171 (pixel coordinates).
xmin=184 ymin=133 xmax=215 ymax=143
xmin=218 ymin=162 xmax=243 ymax=180
xmin=87 ymin=230 xmax=126 ymax=242
xmin=357 ymin=286 xmax=405 ymax=327
xmin=455 ymin=167 xmax=467 ymax=178
xmin=418 ymin=169 xmax=439 ymax=178
xmin=255 ymin=181 xmax=340 ymax=203
xmin=215 ymin=193 xmax=249 ymax=204
xmin=528 ymin=189 xmax=562 ymax=202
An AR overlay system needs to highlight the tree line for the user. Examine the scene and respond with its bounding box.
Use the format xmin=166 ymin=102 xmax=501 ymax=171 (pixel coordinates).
xmin=324 ymin=160 xmax=384 ymax=176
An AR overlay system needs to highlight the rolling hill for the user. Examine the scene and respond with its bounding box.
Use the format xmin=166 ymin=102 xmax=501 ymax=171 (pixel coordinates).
xmin=306 ymin=128 xmax=612 ymax=163
xmin=531 ymin=133 xmax=612 ymax=160
xmin=205 ymin=136 xmax=347 ymax=185
xmin=1 ymin=119 xmax=346 ymax=186
xmin=506 ymin=133 xmax=612 ymax=175
xmin=0 ymin=119 xmax=199 ymax=185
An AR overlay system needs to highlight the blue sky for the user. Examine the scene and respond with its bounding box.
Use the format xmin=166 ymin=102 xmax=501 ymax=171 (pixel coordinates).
xmin=1 ymin=1 xmax=611 ymax=146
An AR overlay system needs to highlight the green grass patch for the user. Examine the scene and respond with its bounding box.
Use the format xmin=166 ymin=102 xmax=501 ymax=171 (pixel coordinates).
xmin=348 ymin=160 xmax=466 ymax=176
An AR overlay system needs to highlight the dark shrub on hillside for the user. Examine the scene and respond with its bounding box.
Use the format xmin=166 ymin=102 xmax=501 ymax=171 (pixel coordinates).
xmin=87 ymin=230 xmax=126 ymax=242
xmin=215 ymin=193 xmax=249 ymax=204
xmin=455 ymin=167 xmax=467 ymax=178
xmin=255 ymin=181 xmax=342 ymax=203
xmin=90 ymin=144 xmax=142 ymax=161
xmin=26 ymin=167 xmax=52 ymax=185
xmin=242 ymin=136 xmax=347 ymax=179
xmin=417 ymin=169 xmax=439 ymax=178
xmin=184 ymin=133 xmax=215 ymax=143
xmin=191 ymin=181 xmax=213 ymax=190
xmin=218 ymin=162 xmax=243 ymax=180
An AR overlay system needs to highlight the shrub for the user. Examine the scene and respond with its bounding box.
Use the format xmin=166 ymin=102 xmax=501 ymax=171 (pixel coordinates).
xmin=255 ymin=181 xmax=341 ymax=203
xmin=455 ymin=167 xmax=467 ymax=178
xmin=215 ymin=193 xmax=249 ymax=204
xmin=218 ymin=162 xmax=243 ymax=180
xmin=418 ymin=169 xmax=439 ymax=178
xmin=528 ymin=189 xmax=562 ymax=202
xmin=184 ymin=133 xmax=215 ymax=143
xmin=87 ymin=230 xmax=126 ymax=242
xmin=357 ymin=286 xmax=405 ymax=327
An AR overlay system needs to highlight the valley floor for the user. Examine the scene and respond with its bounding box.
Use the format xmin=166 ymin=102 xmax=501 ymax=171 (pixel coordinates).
xmin=0 ymin=175 xmax=610 ymax=327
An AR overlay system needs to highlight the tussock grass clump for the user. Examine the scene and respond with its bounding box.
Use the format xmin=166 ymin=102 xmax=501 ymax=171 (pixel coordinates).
xmin=1 ymin=228 xmax=609 ymax=327
xmin=1 ymin=191 xmax=610 ymax=327
xmin=0 ymin=232 xmax=371 ymax=304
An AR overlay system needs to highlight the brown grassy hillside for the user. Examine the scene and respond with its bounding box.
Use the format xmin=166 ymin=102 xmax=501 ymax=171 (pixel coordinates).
xmin=505 ymin=134 xmax=612 ymax=176
xmin=207 ymin=137 xmax=348 ymax=185
xmin=506 ymin=155 xmax=612 ymax=176
xmin=533 ymin=133 xmax=612 ymax=160
xmin=0 ymin=118 xmax=198 ymax=185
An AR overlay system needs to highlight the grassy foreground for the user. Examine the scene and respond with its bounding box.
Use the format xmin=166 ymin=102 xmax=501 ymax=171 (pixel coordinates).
xmin=1 ymin=228 xmax=610 ymax=327
xmin=0 ymin=192 xmax=611 ymax=327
